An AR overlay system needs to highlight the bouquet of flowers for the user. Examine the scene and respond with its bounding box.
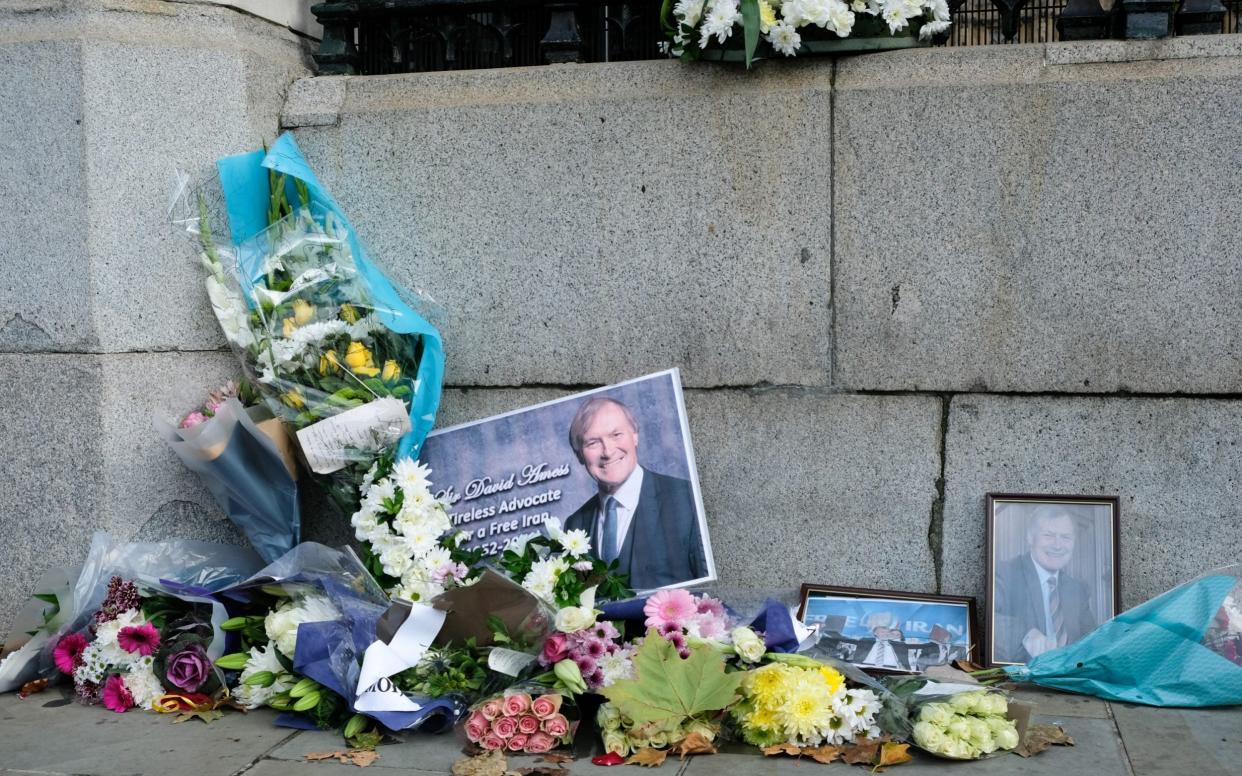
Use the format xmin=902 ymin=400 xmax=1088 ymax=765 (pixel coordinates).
xmin=463 ymin=690 xmax=576 ymax=753
xmin=172 ymin=133 xmax=445 ymax=517
xmin=665 ymin=0 xmax=951 ymax=65
xmin=729 ymin=655 xmax=881 ymax=748
xmin=157 ymin=381 xmax=301 ymax=563
xmin=52 ymin=576 xmax=226 ymax=713
xmin=497 ymin=518 xmax=632 ymax=609
xmin=881 ymin=684 xmax=1020 ymax=760
xmin=349 ymin=452 xmax=483 ymax=601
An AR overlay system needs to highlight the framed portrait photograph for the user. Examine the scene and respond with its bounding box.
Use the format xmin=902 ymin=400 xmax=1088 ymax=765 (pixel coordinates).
xmin=985 ymin=494 xmax=1120 ymax=667
xmin=797 ymin=585 xmax=978 ymax=673
xmin=417 ymin=369 xmax=715 ymax=592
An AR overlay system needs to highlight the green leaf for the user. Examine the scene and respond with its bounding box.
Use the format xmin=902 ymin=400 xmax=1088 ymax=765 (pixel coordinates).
xmin=601 ymin=630 xmax=743 ymax=728
xmin=32 ymin=593 xmax=59 ymax=606
xmin=740 ymin=0 xmax=761 ymax=69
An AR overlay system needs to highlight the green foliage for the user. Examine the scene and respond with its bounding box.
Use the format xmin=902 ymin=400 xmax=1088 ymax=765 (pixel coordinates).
xmin=740 ymin=0 xmax=761 ymax=68
xmin=497 ymin=536 xmax=632 ymax=610
xmin=601 ymin=631 xmax=743 ymax=728
xmin=393 ymin=640 xmax=493 ymax=699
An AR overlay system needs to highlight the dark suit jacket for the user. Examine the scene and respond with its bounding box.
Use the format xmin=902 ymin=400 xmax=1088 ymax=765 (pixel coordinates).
xmin=564 ymin=469 xmax=708 ymax=590
xmin=993 ymin=553 xmax=1096 ymax=664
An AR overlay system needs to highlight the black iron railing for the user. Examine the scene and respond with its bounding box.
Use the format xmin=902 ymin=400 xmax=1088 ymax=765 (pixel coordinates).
xmin=311 ymin=0 xmax=1240 ymax=75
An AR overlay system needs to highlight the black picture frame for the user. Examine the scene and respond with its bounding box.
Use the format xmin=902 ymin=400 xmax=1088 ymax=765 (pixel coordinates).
xmin=797 ymin=584 xmax=979 ymax=674
xmin=985 ymin=493 xmax=1121 ymax=667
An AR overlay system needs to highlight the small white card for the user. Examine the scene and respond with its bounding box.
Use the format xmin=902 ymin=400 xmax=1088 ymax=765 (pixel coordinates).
xmin=487 ymin=647 xmax=537 ymax=677
xmin=296 ymin=397 xmax=411 ymax=474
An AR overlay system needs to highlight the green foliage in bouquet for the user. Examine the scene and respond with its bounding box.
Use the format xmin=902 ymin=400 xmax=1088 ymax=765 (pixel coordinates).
xmin=393 ymin=640 xmax=493 ymax=699
xmin=497 ymin=531 xmax=632 ymax=610
xmin=601 ymin=631 xmax=743 ymax=728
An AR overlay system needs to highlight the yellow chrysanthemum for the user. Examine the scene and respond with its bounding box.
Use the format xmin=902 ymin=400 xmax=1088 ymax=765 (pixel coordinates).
xmin=776 ymin=682 xmax=834 ymax=744
xmin=758 ymin=0 xmax=777 ymax=32
xmin=745 ymin=663 xmax=791 ymax=708
xmin=749 ymin=705 xmax=780 ymax=733
xmin=818 ymin=666 xmax=845 ymax=696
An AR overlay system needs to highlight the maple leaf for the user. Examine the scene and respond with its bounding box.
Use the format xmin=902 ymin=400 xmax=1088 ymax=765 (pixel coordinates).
xmin=305 ymin=749 xmax=380 ymax=767
xmin=171 ymin=709 xmax=223 ymax=724
xmin=601 ymin=634 xmax=742 ymax=728
xmin=669 ymin=733 xmax=716 ymax=759
xmin=761 ymin=743 xmax=802 ymax=757
xmin=878 ymin=742 xmax=913 ymax=768
xmin=451 ymin=749 xmax=508 ymax=776
xmin=841 ymin=737 xmax=884 ymax=765
xmin=626 ymin=748 xmax=669 ymax=768
xmin=1014 ymin=725 xmax=1074 ymax=758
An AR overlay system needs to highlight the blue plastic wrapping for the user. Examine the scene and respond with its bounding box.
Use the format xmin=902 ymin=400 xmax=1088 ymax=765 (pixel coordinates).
xmin=1004 ymin=564 xmax=1242 ymax=706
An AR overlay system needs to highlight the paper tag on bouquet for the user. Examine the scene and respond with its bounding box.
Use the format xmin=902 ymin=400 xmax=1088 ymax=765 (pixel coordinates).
xmin=296 ymin=397 xmax=411 ymax=474
xmin=355 ymin=603 xmax=446 ymax=713
xmin=488 ymin=647 xmax=537 ymax=677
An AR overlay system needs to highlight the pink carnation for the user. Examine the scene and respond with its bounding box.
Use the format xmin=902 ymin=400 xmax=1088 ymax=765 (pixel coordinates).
xmin=53 ymin=633 xmax=88 ymax=675
xmin=493 ymin=715 xmax=518 ymax=739
xmin=117 ymin=622 xmax=160 ymax=656
xmin=101 ymin=675 xmax=134 ymax=713
xmin=502 ymin=692 xmax=531 ymax=717
xmin=531 ymin=694 xmax=562 ymax=719
xmin=179 ymin=411 xmax=209 ymax=429
xmin=542 ymin=713 xmax=570 ymax=738
xmin=644 ymin=588 xmax=696 ymax=631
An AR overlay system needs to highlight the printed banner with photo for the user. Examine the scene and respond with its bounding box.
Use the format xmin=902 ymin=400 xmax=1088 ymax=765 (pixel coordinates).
xmin=803 ymin=593 xmax=974 ymax=673
xmin=418 ymin=369 xmax=715 ymax=591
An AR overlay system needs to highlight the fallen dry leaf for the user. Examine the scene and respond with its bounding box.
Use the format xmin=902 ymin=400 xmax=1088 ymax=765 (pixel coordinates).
xmin=803 ymin=745 xmax=840 ymax=764
xmin=507 ymin=767 xmax=568 ymax=776
xmin=841 ymin=737 xmax=884 ymax=765
xmin=539 ymin=753 xmax=574 ymax=764
xmin=305 ymin=749 xmax=380 ymax=767
xmin=878 ymin=742 xmax=913 ymax=768
xmin=626 ymin=748 xmax=669 ymax=768
xmin=669 ymin=732 xmax=717 ymax=759
xmin=452 ymin=750 xmax=507 ymax=776
xmin=762 ymin=742 xmax=803 ymax=757
xmin=953 ymin=659 xmax=988 ymax=673
xmin=1014 ymin=724 xmax=1075 ymax=758
xmin=171 ymin=709 xmax=223 ymax=724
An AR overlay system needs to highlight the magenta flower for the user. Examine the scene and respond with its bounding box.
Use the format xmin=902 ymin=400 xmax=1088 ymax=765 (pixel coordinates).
xmin=695 ymin=595 xmax=726 ymax=617
xmin=53 ymin=633 xmax=88 ymax=675
xmin=117 ymin=623 xmax=160 ymax=656
xmin=101 ymin=675 xmax=134 ymax=713
xmin=644 ymin=588 xmax=696 ymax=631
xmin=180 ymin=411 xmax=209 ymax=429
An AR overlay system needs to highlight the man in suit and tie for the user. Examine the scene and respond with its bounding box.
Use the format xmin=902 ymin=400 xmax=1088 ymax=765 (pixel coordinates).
xmin=563 ymin=397 xmax=709 ymax=590
xmin=993 ymin=505 xmax=1097 ymax=664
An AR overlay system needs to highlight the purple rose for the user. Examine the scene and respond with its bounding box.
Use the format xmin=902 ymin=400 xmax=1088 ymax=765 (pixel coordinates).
xmin=166 ymin=643 xmax=212 ymax=692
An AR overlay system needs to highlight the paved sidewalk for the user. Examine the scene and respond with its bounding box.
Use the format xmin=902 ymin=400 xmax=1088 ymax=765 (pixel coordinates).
xmin=1 ymin=688 xmax=1239 ymax=776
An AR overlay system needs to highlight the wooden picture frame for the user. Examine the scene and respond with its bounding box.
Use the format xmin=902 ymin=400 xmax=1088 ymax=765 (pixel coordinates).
xmin=797 ymin=584 xmax=979 ymax=674
xmin=985 ymin=493 xmax=1121 ymax=667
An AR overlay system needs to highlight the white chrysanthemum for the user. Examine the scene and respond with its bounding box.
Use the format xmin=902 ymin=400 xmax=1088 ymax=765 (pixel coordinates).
xmin=401 ymin=526 xmax=439 ymax=558
xmin=597 ymin=648 xmax=637 ymax=687
xmin=94 ymin=608 xmax=146 ymax=648
xmin=364 ymin=478 xmax=398 ymax=512
xmin=928 ymin=0 xmax=950 ymax=20
xmin=124 ymin=663 xmax=166 ymax=710
xmin=353 ymin=511 xmax=389 ymax=544
xmin=918 ymin=17 xmax=951 ymax=38
xmin=234 ymin=644 xmax=294 ymax=709
xmin=674 ymin=0 xmax=707 ymax=25
xmin=700 ymin=0 xmax=742 ymax=45
xmin=265 ymin=594 xmax=341 ymax=660
xmin=504 ymin=532 xmax=540 ymax=556
xmin=826 ymin=0 xmax=854 ymax=34
xmin=392 ymin=458 xmax=432 ymax=496
xmin=559 ymin=529 xmax=592 ymax=557
xmin=205 ymin=276 xmax=255 ymax=348
xmin=522 ymin=555 xmax=570 ymax=603
xmin=359 ymin=462 xmax=379 ymax=498
xmin=880 ymin=0 xmax=914 ymax=31
xmin=347 ymin=315 xmax=385 ymax=341
xmin=74 ymin=643 xmax=109 ymax=685
xmin=768 ymin=21 xmax=802 ymax=54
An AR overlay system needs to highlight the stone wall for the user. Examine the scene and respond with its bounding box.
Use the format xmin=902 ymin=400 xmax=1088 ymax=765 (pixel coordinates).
xmin=2 ymin=2 xmax=1240 ymax=636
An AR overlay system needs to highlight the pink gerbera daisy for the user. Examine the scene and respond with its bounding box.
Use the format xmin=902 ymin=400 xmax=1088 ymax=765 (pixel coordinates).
xmin=53 ymin=632 xmax=88 ymax=675
xmin=643 ymin=588 xmax=696 ymax=631
xmin=117 ymin=623 xmax=160 ymax=656
xmin=101 ymin=675 xmax=134 ymax=713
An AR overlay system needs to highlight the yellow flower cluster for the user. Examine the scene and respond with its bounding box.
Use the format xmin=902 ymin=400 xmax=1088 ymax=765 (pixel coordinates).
xmin=733 ymin=661 xmax=876 ymax=748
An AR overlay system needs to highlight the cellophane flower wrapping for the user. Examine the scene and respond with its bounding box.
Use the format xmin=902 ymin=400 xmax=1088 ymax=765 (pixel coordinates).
xmin=876 ymin=678 xmax=1022 ymax=760
xmin=171 ymin=133 xmax=445 ymax=518
xmin=1003 ymin=563 xmax=1242 ymax=707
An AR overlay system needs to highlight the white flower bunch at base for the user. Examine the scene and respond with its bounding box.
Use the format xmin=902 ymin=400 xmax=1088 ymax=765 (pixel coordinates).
xmin=352 ymin=457 xmax=477 ymax=601
xmin=504 ymin=517 xmax=594 ymax=605
xmin=233 ymin=643 xmax=296 ymax=710
xmin=911 ymin=691 xmax=1020 ymax=759
xmin=264 ymin=593 xmax=341 ymax=660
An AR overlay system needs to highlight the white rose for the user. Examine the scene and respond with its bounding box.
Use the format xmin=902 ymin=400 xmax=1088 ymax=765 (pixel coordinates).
xmin=730 ymin=626 xmax=767 ymax=663
xmin=555 ymin=586 xmax=598 ymax=633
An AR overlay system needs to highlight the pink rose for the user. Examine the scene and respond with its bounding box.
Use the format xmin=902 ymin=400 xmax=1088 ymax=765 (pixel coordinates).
xmin=531 ymin=694 xmax=563 ymax=719
xmin=492 ymin=715 xmax=519 ymax=739
xmin=480 ymin=699 xmax=503 ymax=720
xmin=506 ymin=734 xmax=529 ymax=752
xmin=517 ymin=714 xmax=540 ymax=735
xmin=465 ymin=711 xmax=489 ymax=742
xmin=481 ymin=734 xmax=506 ymax=751
xmin=525 ymin=732 xmax=557 ymax=754
xmin=502 ymin=692 xmax=532 ymax=716
xmin=540 ymin=632 xmax=570 ymax=664
xmin=542 ymin=713 xmax=570 ymax=738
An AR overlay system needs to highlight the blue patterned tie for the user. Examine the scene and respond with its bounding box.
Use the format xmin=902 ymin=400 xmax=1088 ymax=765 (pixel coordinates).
xmin=600 ymin=497 xmax=618 ymax=563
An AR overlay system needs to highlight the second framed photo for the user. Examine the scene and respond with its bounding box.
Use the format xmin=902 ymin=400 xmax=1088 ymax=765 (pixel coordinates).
xmin=798 ymin=585 xmax=978 ymax=673
xmin=985 ymin=494 xmax=1120 ymax=667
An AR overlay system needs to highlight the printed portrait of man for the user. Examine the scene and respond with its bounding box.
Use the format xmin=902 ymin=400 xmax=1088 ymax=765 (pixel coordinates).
xmin=563 ymin=396 xmax=709 ymax=590
xmin=993 ymin=504 xmax=1098 ymax=664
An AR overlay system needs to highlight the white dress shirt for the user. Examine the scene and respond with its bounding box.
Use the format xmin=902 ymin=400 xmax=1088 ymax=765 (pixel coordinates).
xmin=595 ymin=466 xmax=644 ymax=560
